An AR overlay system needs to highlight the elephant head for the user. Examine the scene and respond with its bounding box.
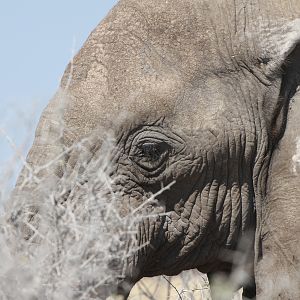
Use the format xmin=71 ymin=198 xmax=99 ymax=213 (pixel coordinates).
xmin=9 ymin=0 xmax=300 ymax=298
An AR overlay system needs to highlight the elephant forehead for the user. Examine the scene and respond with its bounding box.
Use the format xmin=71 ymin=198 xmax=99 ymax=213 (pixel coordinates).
xmin=61 ymin=2 xmax=232 ymax=136
xmin=63 ymin=0 xmax=300 ymax=90
xmin=63 ymin=75 xmax=228 ymax=142
xmin=61 ymin=0 xmax=300 ymax=137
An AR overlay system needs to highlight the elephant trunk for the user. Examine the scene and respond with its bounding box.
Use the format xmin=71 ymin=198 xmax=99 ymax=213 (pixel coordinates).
xmin=8 ymin=90 xmax=66 ymax=239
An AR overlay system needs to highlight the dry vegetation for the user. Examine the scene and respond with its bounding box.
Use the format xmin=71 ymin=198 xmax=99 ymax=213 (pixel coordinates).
xmin=0 ymin=104 xmax=243 ymax=300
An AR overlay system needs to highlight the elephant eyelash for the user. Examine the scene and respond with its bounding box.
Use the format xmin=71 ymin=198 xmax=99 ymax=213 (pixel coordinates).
xmin=257 ymin=56 xmax=271 ymax=66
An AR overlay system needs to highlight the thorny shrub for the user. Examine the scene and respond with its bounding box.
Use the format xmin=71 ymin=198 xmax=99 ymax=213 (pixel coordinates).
xmin=0 ymin=119 xmax=179 ymax=300
xmin=0 ymin=100 xmax=245 ymax=300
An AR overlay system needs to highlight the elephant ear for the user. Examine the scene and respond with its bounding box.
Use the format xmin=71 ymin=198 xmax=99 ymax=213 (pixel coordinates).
xmin=256 ymin=19 xmax=300 ymax=298
xmin=263 ymin=19 xmax=300 ymax=144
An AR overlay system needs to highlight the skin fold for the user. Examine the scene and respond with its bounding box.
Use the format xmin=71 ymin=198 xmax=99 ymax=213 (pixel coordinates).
xmin=10 ymin=0 xmax=300 ymax=299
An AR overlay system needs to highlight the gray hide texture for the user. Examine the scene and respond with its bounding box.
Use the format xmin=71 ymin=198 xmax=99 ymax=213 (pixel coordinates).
xmin=10 ymin=0 xmax=300 ymax=299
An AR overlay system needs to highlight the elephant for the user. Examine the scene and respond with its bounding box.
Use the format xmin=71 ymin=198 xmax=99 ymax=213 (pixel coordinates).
xmin=8 ymin=0 xmax=300 ymax=299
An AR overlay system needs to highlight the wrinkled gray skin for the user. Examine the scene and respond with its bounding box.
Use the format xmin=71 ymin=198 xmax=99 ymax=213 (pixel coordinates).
xmin=11 ymin=0 xmax=300 ymax=299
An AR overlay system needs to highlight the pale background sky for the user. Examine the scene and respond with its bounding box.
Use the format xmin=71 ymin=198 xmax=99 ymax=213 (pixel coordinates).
xmin=0 ymin=0 xmax=118 ymax=189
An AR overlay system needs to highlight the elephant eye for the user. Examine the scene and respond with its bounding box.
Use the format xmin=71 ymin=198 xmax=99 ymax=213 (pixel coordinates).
xmin=141 ymin=143 xmax=162 ymax=160
xmin=131 ymin=141 xmax=170 ymax=172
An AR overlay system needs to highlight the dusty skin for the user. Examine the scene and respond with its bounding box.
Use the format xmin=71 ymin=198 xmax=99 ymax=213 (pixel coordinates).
xmin=7 ymin=0 xmax=300 ymax=299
